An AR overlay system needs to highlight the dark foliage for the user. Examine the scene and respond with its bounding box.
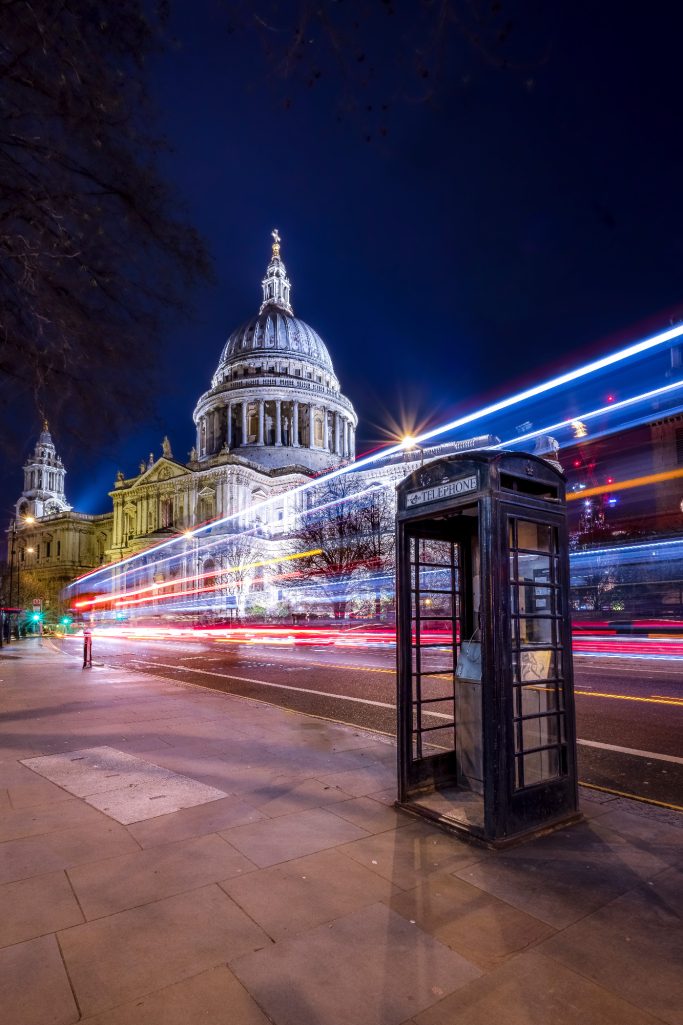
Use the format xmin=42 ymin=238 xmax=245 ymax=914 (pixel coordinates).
xmin=0 ymin=0 xmax=212 ymax=445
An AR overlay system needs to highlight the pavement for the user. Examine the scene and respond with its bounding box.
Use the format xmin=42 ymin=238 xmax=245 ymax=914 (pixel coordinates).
xmin=0 ymin=639 xmax=681 ymax=1025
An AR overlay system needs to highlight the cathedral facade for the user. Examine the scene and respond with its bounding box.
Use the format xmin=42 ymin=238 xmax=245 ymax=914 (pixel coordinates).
xmin=6 ymin=233 xmax=360 ymax=613
xmin=7 ymin=231 xmax=503 ymax=619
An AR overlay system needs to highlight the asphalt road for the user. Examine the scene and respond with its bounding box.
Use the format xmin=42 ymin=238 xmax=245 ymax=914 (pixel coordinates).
xmin=54 ymin=633 xmax=683 ymax=809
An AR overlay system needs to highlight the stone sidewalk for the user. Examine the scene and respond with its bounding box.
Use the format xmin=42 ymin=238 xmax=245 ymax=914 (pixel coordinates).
xmin=0 ymin=639 xmax=681 ymax=1025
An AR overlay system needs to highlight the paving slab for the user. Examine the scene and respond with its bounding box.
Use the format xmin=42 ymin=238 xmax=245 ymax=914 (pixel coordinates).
xmin=68 ymin=833 xmax=256 ymax=919
xmin=0 ymin=869 xmax=84 ymax=947
xmin=453 ymin=818 xmax=675 ymax=928
xmin=58 ymin=883 xmax=270 ymax=1018
xmin=222 ymin=847 xmax=398 ymax=939
xmin=126 ymin=794 xmax=265 ymax=848
xmin=78 ymin=965 xmax=270 ymax=1025
xmin=412 ymin=948 xmax=663 ymax=1025
xmin=340 ymin=822 xmax=487 ymax=891
xmin=0 ymin=934 xmax=79 ymax=1025
xmin=0 ymin=820 xmax=140 ymax=884
xmin=232 ymin=902 xmax=481 ymax=1025
xmin=538 ymin=866 xmax=683 ymax=1025
xmin=244 ymin=776 xmax=352 ymax=817
xmin=221 ymin=806 xmax=370 ymax=867
xmin=328 ymin=795 xmax=413 ymax=834
xmin=388 ymin=871 xmax=556 ymax=970
xmin=7 ymin=778 xmax=78 ymax=811
xmin=0 ymin=796 xmax=108 ymax=843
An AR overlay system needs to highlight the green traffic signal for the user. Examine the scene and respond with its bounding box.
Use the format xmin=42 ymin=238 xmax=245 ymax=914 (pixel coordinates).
xmin=31 ymin=612 xmax=42 ymax=622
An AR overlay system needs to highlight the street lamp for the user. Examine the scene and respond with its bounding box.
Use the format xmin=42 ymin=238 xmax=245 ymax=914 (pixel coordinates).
xmin=400 ymin=434 xmax=425 ymax=467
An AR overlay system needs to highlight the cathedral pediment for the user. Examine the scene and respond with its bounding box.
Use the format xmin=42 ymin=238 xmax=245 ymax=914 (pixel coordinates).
xmin=136 ymin=458 xmax=189 ymax=486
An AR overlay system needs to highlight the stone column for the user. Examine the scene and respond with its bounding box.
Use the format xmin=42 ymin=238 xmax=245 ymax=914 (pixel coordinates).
xmin=308 ymin=403 xmax=315 ymax=448
xmin=292 ymin=400 xmax=299 ymax=446
xmin=323 ymin=408 xmax=329 ymax=451
xmin=343 ymin=419 xmax=350 ymax=458
xmin=241 ymin=401 xmax=248 ymax=446
xmin=349 ymin=425 xmax=355 ymax=458
xmin=227 ymin=402 xmax=233 ymax=448
xmin=258 ymin=400 xmax=265 ymax=445
xmin=335 ymin=412 xmax=342 ymax=455
xmin=275 ymin=399 xmax=282 ymax=445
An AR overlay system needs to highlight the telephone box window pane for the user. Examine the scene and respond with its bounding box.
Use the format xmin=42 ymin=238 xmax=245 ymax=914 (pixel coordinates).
xmin=512 ymin=650 xmax=556 ymax=682
xmin=516 ymin=584 xmax=553 ymax=615
xmin=515 ymin=681 xmax=559 ymax=718
xmin=517 ymin=521 xmax=552 ymax=552
xmin=519 ymin=617 xmax=554 ymax=645
xmin=428 ymin=540 xmax=454 ymax=565
xmin=517 ymin=553 xmax=552 ymax=585
xmin=523 ymin=749 xmax=560 ymax=786
xmin=521 ymin=713 xmax=560 ymax=752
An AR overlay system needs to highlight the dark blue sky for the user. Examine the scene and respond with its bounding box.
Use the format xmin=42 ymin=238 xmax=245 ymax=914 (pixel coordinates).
xmin=8 ymin=2 xmax=683 ymax=513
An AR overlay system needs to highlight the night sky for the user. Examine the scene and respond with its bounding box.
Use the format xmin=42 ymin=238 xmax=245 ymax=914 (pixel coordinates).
xmin=6 ymin=2 xmax=683 ymax=514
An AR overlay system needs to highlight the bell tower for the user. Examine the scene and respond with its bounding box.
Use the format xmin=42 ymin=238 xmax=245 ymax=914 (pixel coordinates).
xmin=16 ymin=422 xmax=72 ymax=520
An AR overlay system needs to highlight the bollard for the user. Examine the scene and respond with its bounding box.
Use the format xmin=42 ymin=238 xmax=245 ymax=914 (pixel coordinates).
xmin=83 ymin=628 xmax=93 ymax=668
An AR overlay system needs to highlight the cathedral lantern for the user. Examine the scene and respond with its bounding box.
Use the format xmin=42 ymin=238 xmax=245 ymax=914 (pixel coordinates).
xmin=395 ymin=450 xmax=580 ymax=847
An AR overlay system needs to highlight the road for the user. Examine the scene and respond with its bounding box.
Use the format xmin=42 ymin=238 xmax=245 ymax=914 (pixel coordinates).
xmin=54 ymin=632 xmax=683 ymax=809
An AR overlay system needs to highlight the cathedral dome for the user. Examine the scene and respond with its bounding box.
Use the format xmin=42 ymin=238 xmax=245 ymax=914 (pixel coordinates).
xmin=193 ymin=230 xmax=357 ymax=474
xmin=213 ymin=308 xmax=333 ymax=386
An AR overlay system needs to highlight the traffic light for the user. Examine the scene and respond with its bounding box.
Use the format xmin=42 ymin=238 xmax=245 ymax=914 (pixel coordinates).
xmin=61 ymin=616 xmax=72 ymax=628
xmin=31 ymin=611 xmax=42 ymax=623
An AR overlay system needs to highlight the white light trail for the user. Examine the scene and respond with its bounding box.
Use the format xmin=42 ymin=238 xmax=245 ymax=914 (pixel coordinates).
xmin=68 ymin=320 xmax=683 ymax=591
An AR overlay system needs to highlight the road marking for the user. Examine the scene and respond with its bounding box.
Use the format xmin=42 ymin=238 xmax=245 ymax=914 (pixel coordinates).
xmin=131 ymin=660 xmax=397 ymax=710
xmin=576 ymin=738 xmax=683 ymax=765
xmin=579 ymin=781 xmax=683 ymax=813
xmin=575 ymin=689 xmax=683 ymax=706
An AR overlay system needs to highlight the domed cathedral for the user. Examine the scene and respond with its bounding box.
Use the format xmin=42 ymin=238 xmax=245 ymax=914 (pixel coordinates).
xmin=107 ymin=231 xmax=358 ymax=563
xmin=193 ymin=229 xmax=357 ymax=473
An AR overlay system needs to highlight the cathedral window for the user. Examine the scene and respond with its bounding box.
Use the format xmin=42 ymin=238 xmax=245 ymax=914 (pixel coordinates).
xmin=46 ymin=542 xmax=51 ymax=559
xmin=160 ymin=498 xmax=173 ymax=528
xmin=57 ymin=541 xmax=61 ymax=558
xmin=203 ymin=558 xmax=216 ymax=588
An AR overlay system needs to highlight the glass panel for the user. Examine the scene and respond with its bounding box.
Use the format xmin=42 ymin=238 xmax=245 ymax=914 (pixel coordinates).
xmin=512 ymin=649 xmax=556 ymax=681
xmin=420 ymin=594 xmax=454 ymax=618
xmin=426 ymin=540 xmax=453 ymax=565
xmin=517 ymin=521 xmax=552 ymax=552
xmin=521 ymin=713 xmax=560 ymax=751
xmin=517 ymin=553 xmax=551 ymax=585
xmin=517 ymin=584 xmax=553 ymax=615
xmin=421 ymin=725 xmax=456 ymax=755
xmin=519 ymin=617 xmax=554 ymax=645
xmin=420 ymin=567 xmax=453 ymax=591
xmin=523 ymin=748 xmax=560 ymax=786
xmin=519 ymin=681 xmax=559 ymax=713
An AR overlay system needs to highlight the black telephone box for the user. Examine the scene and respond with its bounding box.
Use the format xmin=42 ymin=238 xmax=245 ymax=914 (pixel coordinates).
xmin=395 ymin=450 xmax=580 ymax=847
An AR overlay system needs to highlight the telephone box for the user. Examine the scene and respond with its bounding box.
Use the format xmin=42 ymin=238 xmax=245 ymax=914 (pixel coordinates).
xmin=395 ymin=450 xmax=580 ymax=847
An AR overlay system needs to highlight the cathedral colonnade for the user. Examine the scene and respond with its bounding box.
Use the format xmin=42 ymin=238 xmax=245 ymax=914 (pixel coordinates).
xmin=195 ymin=397 xmax=356 ymax=459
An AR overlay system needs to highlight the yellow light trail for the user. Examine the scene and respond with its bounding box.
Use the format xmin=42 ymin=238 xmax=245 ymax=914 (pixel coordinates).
xmin=567 ymin=466 xmax=683 ymax=501
xmin=76 ymin=548 xmax=322 ymax=609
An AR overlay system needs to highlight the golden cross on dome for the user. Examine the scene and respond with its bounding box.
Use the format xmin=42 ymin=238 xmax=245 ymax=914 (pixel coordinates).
xmin=271 ymin=228 xmax=281 ymax=257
